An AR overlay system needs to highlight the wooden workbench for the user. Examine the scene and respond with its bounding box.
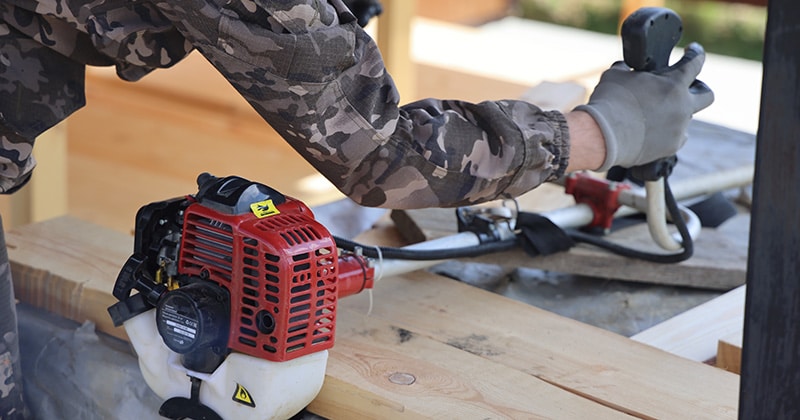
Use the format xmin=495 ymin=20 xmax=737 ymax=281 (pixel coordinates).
xmin=8 ymin=216 xmax=739 ymax=418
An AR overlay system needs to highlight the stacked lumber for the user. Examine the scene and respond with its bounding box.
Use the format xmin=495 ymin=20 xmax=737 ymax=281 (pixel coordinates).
xmin=632 ymin=286 xmax=745 ymax=368
xmin=8 ymin=216 xmax=739 ymax=418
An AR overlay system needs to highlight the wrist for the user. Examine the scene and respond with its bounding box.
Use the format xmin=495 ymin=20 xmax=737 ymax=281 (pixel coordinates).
xmin=565 ymin=110 xmax=606 ymax=173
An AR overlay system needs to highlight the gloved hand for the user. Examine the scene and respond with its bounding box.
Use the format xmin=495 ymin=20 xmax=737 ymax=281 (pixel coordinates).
xmin=343 ymin=0 xmax=383 ymax=27
xmin=575 ymin=42 xmax=715 ymax=172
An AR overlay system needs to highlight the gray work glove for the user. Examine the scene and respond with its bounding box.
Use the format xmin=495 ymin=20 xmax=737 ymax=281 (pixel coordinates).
xmin=575 ymin=42 xmax=715 ymax=171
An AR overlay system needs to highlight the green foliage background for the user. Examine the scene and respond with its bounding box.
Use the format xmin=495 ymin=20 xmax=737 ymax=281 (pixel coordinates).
xmin=516 ymin=0 xmax=767 ymax=61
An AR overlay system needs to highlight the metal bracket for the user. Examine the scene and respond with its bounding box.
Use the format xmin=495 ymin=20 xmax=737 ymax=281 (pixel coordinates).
xmin=564 ymin=172 xmax=631 ymax=233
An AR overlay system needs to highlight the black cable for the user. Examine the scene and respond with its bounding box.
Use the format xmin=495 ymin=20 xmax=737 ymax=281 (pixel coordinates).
xmin=333 ymin=235 xmax=518 ymax=261
xmin=565 ymin=179 xmax=694 ymax=263
xmin=334 ymin=178 xmax=693 ymax=264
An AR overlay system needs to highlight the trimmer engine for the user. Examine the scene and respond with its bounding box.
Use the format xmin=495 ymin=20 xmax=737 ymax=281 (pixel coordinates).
xmin=109 ymin=173 xmax=374 ymax=420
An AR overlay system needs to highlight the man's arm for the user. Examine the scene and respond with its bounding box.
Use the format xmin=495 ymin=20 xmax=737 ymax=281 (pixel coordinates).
xmin=151 ymin=0 xmax=571 ymax=208
xmin=1 ymin=0 xmax=710 ymax=209
xmin=153 ymin=1 xmax=709 ymax=209
xmin=565 ymin=110 xmax=606 ymax=173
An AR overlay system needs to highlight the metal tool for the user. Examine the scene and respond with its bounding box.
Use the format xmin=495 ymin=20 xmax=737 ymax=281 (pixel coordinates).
xmin=109 ymin=174 xmax=376 ymax=419
xmin=106 ymin=8 xmax=735 ymax=420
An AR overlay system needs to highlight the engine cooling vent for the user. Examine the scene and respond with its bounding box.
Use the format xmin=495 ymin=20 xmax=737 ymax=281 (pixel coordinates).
xmin=180 ymin=214 xmax=234 ymax=283
xmin=226 ymin=212 xmax=338 ymax=361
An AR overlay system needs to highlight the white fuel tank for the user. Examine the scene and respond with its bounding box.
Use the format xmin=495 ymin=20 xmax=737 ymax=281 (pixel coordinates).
xmin=124 ymin=310 xmax=328 ymax=420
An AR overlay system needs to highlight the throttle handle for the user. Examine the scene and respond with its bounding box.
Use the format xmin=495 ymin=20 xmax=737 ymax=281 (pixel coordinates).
xmin=621 ymin=7 xmax=683 ymax=72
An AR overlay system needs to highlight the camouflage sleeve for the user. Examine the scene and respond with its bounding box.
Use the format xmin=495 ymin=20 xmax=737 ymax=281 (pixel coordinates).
xmin=0 ymin=0 xmax=193 ymax=193
xmin=152 ymin=0 xmax=570 ymax=208
xmin=0 ymin=15 xmax=71 ymax=193
xmin=1 ymin=0 xmax=569 ymax=206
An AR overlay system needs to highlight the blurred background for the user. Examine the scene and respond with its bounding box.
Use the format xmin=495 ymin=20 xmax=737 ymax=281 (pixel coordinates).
xmin=0 ymin=0 xmax=767 ymax=236
xmin=416 ymin=0 xmax=766 ymax=60
xmin=517 ymin=0 xmax=766 ymax=60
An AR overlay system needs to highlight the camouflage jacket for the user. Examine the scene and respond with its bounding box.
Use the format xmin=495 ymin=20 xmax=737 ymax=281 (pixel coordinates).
xmin=0 ymin=0 xmax=570 ymax=208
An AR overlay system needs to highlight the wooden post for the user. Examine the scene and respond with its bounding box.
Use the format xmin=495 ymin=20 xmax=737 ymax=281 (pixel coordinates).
xmin=377 ymin=0 xmax=417 ymax=102
xmin=619 ymin=0 xmax=665 ymax=26
xmin=739 ymin=0 xmax=800 ymax=417
xmin=4 ymin=121 xmax=69 ymax=228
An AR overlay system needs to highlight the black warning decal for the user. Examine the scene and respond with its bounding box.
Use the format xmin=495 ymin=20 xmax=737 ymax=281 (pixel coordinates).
xmin=232 ymin=383 xmax=256 ymax=408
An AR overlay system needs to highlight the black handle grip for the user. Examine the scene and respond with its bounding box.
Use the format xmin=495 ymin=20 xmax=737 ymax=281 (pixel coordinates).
xmin=621 ymin=7 xmax=683 ymax=72
xmin=615 ymin=7 xmax=684 ymax=182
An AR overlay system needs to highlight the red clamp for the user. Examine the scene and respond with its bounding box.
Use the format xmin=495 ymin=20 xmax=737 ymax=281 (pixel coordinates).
xmin=564 ymin=172 xmax=630 ymax=232
xmin=336 ymin=254 xmax=375 ymax=298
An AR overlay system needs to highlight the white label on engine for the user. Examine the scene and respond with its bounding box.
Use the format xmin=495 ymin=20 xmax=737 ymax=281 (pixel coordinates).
xmin=165 ymin=320 xmax=197 ymax=339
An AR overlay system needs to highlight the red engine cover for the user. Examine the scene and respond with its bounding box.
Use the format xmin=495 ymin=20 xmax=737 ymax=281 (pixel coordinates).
xmin=178 ymin=197 xmax=339 ymax=362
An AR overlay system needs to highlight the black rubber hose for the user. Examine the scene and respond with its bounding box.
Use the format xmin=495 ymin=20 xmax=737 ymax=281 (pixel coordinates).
xmin=566 ymin=179 xmax=694 ymax=263
xmin=335 ymin=178 xmax=692 ymax=264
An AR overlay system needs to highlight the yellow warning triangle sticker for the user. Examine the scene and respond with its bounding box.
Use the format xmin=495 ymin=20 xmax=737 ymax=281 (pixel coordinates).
xmin=250 ymin=199 xmax=280 ymax=218
xmin=232 ymin=383 xmax=256 ymax=407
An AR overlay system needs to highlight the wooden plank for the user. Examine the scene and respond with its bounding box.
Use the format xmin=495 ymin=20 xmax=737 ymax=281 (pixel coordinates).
xmin=620 ymin=0 xmax=665 ymax=26
xmin=83 ymin=52 xmax=255 ymax=116
xmin=0 ymin=121 xmax=70 ymax=230
xmin=70 ymin=66 xmax=343 ymax=234
xmin=5 ymin=218 xmax=627 ymax=419
xmin=311 ymin=308 xmax=632 ymax=419
xmin=632 ymin=285 xmax=745 ymax=362
xmin=414 ymin=63 xmax=531 ymax=104
xmin=341 ymin=270 xmax=739 ymax=419
xmin=416 ymin=0 xmax=511 ymax=25
xmin=25 ymin=121 xmax=69 ymax=224
xmin=717 ymin=331 xmax=743 ymax=375
xmin=346 ymin=226 xmax=737 ymax=419
xmin=378 ymin=0 xmax=417 ymax=102
xmin=7 ymin=217 xmax=131 ymax=341
xmin=7 ymin=216 xmax=738 ymax=418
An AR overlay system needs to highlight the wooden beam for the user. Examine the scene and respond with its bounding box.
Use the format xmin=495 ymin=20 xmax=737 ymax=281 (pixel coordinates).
xmin=632 ymin=285 xmax=745 ymax=362
xmin=6 ymin=221 xmax=623 ymax=418
xmin=340 ymin=266 xmax=739 ymax=418
xmin=377 ymin=0 xmax=417 ymax=102
xmin=619 ymin=0 xmax=665 ymax=27
xmin=70 ymin=61 xmax=342 ymax=234
xmin=416 ymin=0 xmax=511 ymax=25
xmin=7 ymin=217 xmax=132 ymax=341
xmin=310 ymin=308 xmax=631 ymax=419
xmin=739 ymin=0 xmax=800 ymax=416
xmin=717 ymin=331 xmax=743 ymax=375
xmin=7 ymin=216 xmax=739 ymax=418
xmin=0 ymin=121 xmax=69 ymax=229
